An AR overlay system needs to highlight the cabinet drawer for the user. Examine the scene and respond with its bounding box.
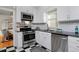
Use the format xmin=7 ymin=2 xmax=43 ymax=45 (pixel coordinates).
xmin=68 ymin=37 xmax=79 ymax=44
xmin=69 ymin=42 xmax=79 ymax=47
xmin=69 ymin=46 xmax=79 ymax=52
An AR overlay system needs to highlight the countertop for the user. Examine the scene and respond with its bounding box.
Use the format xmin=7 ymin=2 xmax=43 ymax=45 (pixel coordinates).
xmin=36 ymin=30 xmax=79 ymax=37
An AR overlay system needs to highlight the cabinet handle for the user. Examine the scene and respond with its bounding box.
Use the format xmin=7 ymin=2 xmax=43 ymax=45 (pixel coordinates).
xmin=62 ymin=38 xmax=67 ymax=40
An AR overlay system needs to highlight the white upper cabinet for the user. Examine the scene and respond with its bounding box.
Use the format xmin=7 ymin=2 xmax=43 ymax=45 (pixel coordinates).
xmin=33 ymin=7 xmax=44 ymax=23
xmin=57 ymin=7 xmax=69 ymax=21
xmin=69 ymin=6 xmax=79 ymax=20
xmin=57 ymin=6 xmax=79 ymax=21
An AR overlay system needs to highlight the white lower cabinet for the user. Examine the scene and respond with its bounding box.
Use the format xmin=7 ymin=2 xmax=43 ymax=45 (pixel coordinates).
xmin=35 ymin=31 xmax=51 ymax=50
xmin=68 ymin=36 xmax=79 ymax=52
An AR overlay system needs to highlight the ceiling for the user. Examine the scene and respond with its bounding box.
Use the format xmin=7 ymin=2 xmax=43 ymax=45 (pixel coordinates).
xmin=0 ymin=6 xmax=15 ymax=16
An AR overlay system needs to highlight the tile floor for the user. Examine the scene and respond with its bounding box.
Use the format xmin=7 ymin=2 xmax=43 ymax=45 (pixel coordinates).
xmin=0 ymin=42 xmax=50 ymax=52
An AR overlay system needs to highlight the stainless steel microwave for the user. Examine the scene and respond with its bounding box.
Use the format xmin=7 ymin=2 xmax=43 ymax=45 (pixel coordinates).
xmin=21 ymin=12 xmax=33 ymax=21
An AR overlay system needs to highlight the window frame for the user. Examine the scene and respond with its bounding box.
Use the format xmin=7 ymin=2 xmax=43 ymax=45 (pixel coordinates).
xmin=46 ymin=8 xmax=58 ymax=29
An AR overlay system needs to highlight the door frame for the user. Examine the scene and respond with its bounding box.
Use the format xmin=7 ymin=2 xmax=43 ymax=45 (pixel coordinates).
xmin=0 ymin=7 xmax=16 ymax=47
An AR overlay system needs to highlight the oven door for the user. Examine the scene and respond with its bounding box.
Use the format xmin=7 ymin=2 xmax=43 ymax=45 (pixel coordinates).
xmin=23 ymin=33 xmax=35 ymax=41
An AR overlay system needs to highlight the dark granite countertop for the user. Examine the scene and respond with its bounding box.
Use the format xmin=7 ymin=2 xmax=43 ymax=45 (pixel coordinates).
xmin=36 ymin=30 xmax=79 ymax=37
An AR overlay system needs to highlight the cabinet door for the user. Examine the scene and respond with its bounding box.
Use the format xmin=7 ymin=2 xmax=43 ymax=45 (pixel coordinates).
xmin=57 ymin=7 xmax=68 ymax=21
xmin=35 ymin=31 xmax=51 ymax=50
xmin=68 ymin=36 xmax=79 ymax=52
xmin=69 ymin=7 xmax=79 ymax=20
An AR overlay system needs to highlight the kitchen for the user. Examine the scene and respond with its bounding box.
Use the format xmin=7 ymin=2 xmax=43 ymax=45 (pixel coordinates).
xmin=0 ymin=6 xmax=79 ymax=52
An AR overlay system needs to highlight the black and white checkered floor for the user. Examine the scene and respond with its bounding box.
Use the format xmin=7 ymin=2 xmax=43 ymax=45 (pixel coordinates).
xmin=0 ymin=42 xmax=50 ymax=52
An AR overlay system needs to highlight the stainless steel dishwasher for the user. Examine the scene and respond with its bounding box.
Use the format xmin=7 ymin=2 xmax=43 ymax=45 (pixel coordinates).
xmin=52 ymin=34 xmax=68 ymax=52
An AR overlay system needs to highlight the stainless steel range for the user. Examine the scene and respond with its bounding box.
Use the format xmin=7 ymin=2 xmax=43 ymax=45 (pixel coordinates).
xmin=20 ymin=28 xmax=35 ymax=41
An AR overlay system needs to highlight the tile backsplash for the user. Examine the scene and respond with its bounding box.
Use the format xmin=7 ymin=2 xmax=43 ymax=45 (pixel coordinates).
xmin=58 ymin=23 xmax=79 ymax=32
xmin=31 ymin=23 xmax=48 ymax=30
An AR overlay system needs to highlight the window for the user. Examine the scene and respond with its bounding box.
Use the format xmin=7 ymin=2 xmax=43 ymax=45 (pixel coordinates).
xmin=47 ymin=9 xmax=58 ymax=30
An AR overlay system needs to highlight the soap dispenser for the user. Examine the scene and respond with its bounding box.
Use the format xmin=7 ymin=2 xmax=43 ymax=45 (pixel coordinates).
xmin=75 ymin=26 xmax=78 ymax=34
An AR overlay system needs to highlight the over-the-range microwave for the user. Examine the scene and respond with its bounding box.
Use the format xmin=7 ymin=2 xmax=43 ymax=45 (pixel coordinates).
xmin=21 ymin=12 xmax=33 ymax=21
